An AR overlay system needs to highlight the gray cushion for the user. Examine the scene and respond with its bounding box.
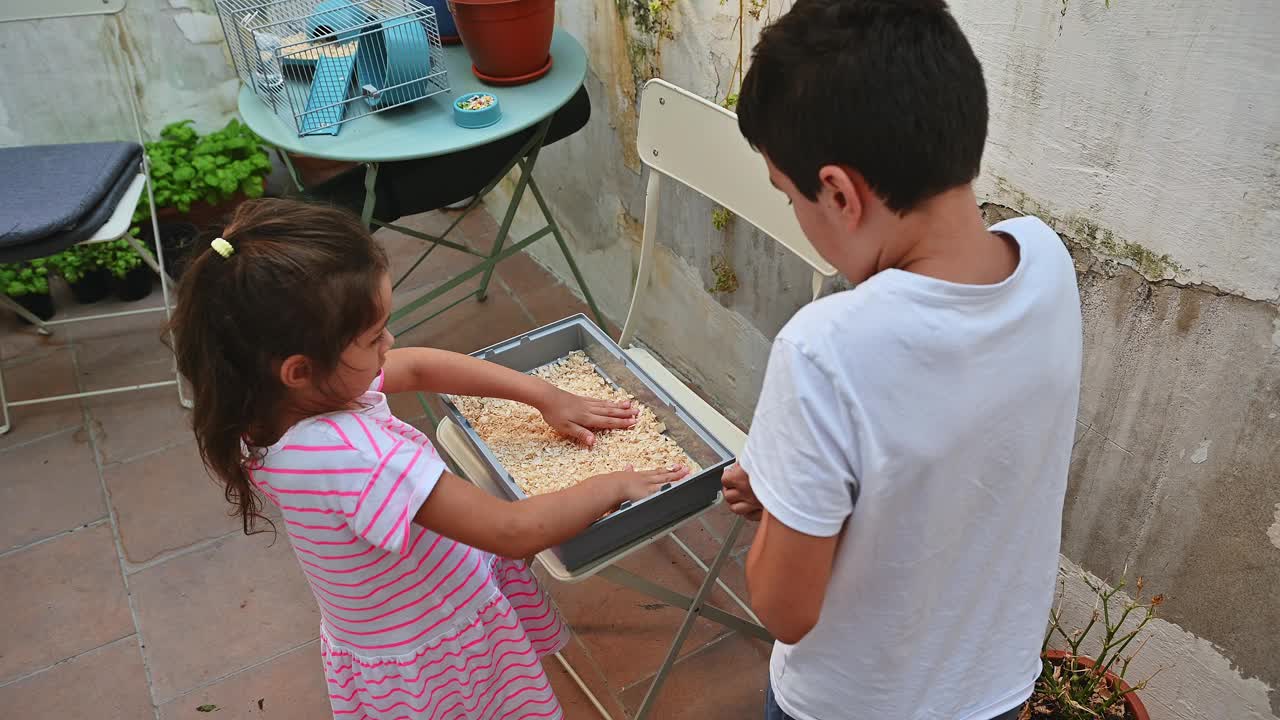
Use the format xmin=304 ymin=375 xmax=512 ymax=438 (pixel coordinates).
xmin=0 ymin=159 xmax=142 ymax=264
xmin=0 ymin=142 xmax=143 ymax=247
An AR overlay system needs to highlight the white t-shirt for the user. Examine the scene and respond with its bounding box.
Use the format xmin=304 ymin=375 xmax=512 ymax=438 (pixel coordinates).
xmin=740 ymin=216 xmax=1082 ymax=720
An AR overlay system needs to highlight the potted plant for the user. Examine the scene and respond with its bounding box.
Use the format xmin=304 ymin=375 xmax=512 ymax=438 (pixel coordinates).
xmin=48 ymin=246 xmax=112 ymax=304
xmin=0 ymin=259 xmax=55 ymax=322
xmin=449 ymin=0 xmax=555 ymax=85
xmin=1025 ymin=575 xmax=1161 ymax=720
xmin=138 ymin=118 xmax=272 ymax=231
xmin=91 ymin=239 xmax=153 ymax=302
xmin=154 ymin=221 xmax=200 ymax=280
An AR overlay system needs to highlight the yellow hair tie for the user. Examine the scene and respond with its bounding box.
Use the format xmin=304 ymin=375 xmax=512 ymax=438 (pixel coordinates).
xmin=211 ymin=238 xmax=235 ymax=258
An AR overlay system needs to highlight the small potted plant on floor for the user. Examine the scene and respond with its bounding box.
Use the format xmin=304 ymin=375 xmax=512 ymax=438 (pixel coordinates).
xmin=0 ymin=258 xmax=55 ymax=321
xmin=94 ymin=239 xmax=153 ymax=302
xmin=1026 ymin=574 xmax=1160 ymax=720
xmin=48 ymin=246 xmax=112 ymax=304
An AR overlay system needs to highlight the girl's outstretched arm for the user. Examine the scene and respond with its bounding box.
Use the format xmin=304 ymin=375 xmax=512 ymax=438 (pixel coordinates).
xmin=381 ymin=347 xmax=638 ymax=445
xmin=414 ymin=466 xmax=687 ymax=559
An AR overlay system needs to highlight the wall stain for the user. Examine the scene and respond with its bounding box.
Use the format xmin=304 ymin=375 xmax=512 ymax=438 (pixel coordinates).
xmin=1176 ymin=292 xmax=1201 ymax=334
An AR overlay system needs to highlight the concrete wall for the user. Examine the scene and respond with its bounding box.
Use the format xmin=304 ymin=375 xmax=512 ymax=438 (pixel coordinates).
xmin=490 ymin=0 xmax=1280 ymax=716
xmin=0 ymin=0 xmax=239 ymax=145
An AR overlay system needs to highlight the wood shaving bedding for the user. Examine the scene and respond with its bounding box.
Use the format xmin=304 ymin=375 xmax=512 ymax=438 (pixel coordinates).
xmin=452 ymin=351 xmax=700 ymax=496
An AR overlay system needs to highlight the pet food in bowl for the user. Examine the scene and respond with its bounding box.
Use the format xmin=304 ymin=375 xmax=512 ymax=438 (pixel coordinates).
xmin=453 ymin=92 xmax=501 ymax=128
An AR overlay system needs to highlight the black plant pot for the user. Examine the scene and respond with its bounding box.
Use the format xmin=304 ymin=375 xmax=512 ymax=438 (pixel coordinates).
xmin=113 ymin=267 xmax=154 ymax=302
xmin=14 ymin=292 xmax=55 ymax=323
xmin=68 ymin=268 xmax=112 ymax=304
xmin=157 ymin=222 xmax=198 ymax=280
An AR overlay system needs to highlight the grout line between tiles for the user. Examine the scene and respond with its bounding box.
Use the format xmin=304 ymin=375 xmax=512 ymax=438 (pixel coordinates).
xmin=122 ymin=526 xmax=247 ymax=575
xmin=153 ymin=635 xmax=321 ymax=707
xmin=615 ymin=630 xmax=742 ymax=697
xmin=0 ymin=632 xmax=138 ymax=690
xmin=99 ymin=436 xmax=193 ymax=468
xmin=568 ymin=631 xmax=630 ymax=718
xmin=0 ymin=516 xmax=110 ymax=561
xmin=79 ymin=341 xmax=164 ymax=720
xmin=0 ymin=425 xmax=83 ymax=456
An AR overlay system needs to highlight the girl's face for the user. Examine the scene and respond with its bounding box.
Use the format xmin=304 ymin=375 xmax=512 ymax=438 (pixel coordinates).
xmin=333 ymin=272 xmax=395 ymax=400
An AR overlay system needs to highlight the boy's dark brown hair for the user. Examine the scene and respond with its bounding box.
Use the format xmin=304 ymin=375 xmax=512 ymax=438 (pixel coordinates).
xmin=737 ymin=0 xmax=988 ymax=214
xmin=170 ymin=198 xmax=389 ymax=534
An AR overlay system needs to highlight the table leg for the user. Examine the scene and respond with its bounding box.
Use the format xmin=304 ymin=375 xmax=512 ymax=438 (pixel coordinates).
xmin=276 ymin=148 xmax=305 ymax=194
xmin=598 ymin=564 xmax=770 ymax=641
xmin=475 ymin=119 xmax=551 ymax=302
xmin=360 ymin=162 xmax=380 ymax=229
xmin=524 ymin=171 xmax=608 ymax=330
xmin=629 ymin=517 xmax=763 ymax=720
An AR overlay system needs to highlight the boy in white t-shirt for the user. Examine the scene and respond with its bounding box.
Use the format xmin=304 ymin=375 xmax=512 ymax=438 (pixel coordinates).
xmin=721 ymin=2 xmax=1083 ymax=719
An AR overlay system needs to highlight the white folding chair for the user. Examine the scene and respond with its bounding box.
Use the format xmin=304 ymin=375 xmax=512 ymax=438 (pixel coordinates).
xmin=0 ymin=1 xmax=189 ymax=435
xmin=436 ymin=78 xmax=836 ymax=719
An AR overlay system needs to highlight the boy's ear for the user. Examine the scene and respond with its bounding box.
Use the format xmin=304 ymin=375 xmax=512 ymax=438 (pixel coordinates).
xmin=817 ymin=164 xmax=865 ymax=230
xmin=279 ymin=354 xmax=313 ymax=389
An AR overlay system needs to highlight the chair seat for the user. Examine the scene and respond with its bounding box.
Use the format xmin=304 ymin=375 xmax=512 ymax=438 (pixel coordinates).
xmin=85 ymin=174 xmax=147 ymax=245
xmin=623 ymin=346 xmax=746 ymax=456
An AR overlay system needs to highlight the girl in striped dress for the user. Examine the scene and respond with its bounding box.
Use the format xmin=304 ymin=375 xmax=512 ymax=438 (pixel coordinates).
xmin=170 ymin=199 xmax=686 ymax=720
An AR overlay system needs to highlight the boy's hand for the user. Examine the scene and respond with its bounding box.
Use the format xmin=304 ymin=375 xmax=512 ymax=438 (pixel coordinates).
xmin=538 ymin=386 xmax=638 ymax=446
xmin=722 ymin=463 xmax=762 ymax=521
xmin=594 ymin=465 xmax=689 ymax=503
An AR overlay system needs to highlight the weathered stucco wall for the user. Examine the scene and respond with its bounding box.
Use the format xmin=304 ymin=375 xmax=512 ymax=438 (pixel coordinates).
xmin=0 ymin=0 xmax=239 ymax=145
xmin=488 ymin=0 xmax=1280 ymax=716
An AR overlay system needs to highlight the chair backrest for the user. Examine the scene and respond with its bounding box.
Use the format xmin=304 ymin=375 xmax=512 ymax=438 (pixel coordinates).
xmin=620 ymin=79 xmax=836 ymax=346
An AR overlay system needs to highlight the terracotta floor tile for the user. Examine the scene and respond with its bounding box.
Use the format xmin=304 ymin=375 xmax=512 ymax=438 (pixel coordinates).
xmin=491 ymin=250 xmax=561 ymax=300
xmin=387 ymin=390 xmax=429 ymax=423
xmin=86 ymin=384 xmax=192 ymax=465
xmin=0 ymin=636 xmax=152 ymax=720
xmin=699 ymin=502 xmax=758 ymax=555
xmin=131 ymin=530 xmax=320 ymax=702
xmin=104 ymin=440 xmax=240 ymax=565
xmin=376 ymin=210 xmax=497 ymax=296
xmin=396 ymin=284 xmax=537 ymax=355
xmin=543 ymin=633 xmax=631 ymax=720
xmin=617 ymin=632 xmax=772 ymax=720
xmin=0 ymin=429 xmax=104 ymax=552
xmin=0 ymin=349 xmax=84 ymax=453
xmin=539 ymin=533 xmax=740 ymax=691
xmin=668 ymin=518 xmax=753 ymax=611
xmin=517 ymin=282 xmax=593 ymax=328
xmin=0 ymin=314 xmax=67 ymax=363
xmin=62 ymin=291 xmax=168 ymax=344
xmin=0 ymin=524 xmax=133 ymax=683
xmin=157 ymin=640 xmax=330 ymax=720
xmin=75 ymin=317 xmax=175 ymax=392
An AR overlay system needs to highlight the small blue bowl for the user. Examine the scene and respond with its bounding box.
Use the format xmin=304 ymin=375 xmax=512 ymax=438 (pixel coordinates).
xmin=453 ymin=92 xmax=501 ymax=129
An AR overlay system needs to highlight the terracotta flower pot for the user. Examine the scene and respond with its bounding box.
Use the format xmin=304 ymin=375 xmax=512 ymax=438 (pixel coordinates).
xmin=449 ymin=0 xmax=555 ymax=85
xmin=155 ymin=179 xmax=262 ymax=233
xmin=1041 ymin=650 xmax=1150 ymax=720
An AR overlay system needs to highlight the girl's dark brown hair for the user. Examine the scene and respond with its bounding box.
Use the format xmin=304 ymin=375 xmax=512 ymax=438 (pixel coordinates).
xmin=170 ymin=198 xmax=389 ymax=535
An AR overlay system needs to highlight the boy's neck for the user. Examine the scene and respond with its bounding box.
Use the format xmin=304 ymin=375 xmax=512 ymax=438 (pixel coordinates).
xmin=837 ymin=185 xmax=1018 ymax=287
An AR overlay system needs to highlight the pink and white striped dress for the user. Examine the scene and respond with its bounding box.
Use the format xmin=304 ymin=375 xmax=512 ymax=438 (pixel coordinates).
xmin=253 ymin=374 xmax=570 ymax=720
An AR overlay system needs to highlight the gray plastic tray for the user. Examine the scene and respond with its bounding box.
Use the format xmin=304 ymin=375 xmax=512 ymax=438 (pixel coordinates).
xmin=440 ymin=314 xmax=735 ymax=570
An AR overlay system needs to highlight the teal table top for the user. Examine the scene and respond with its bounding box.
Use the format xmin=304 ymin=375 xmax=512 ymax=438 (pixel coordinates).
xmin=238 ymin=29 xmax=588 ymax=163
